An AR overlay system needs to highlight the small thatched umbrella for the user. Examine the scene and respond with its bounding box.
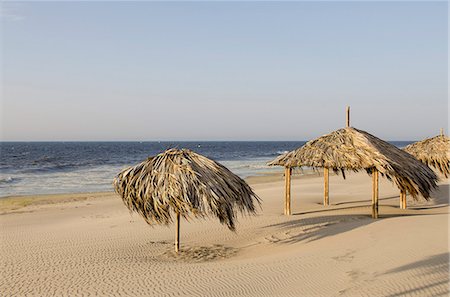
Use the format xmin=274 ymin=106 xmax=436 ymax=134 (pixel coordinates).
xmin=268 ymin=107 xmax=438 ymax=218
xmin=404 ymin=129 xmax=450 ymax=178
xmin=113 ymin=148 xmax=260 ymax=253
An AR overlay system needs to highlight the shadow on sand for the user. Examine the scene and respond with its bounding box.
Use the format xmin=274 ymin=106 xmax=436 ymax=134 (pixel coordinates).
xmin=261 ymin=214 xmax=374 ymax=244
xmin=380 ymin=252 xmax=450 ymax=297
xmin=332 ymin=195 xmax=399 ymax=206
xmin=299 ymin=184 xmax=449 ymax=215
xmin=262 ymin=211 xmax=447 ymax=246
xmin=261 ymin=184 xmax=448 ymax=246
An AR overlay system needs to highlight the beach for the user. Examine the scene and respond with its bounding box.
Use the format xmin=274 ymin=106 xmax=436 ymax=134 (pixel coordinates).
xmin=1 ymin=171 xmax=448 ymax=296
xmin=3 ymin=1 xmax=447 ymax=296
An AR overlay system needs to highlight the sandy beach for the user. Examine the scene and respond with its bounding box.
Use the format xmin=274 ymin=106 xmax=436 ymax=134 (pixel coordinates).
xmin=1 ymin=171 xmax=449 ymax=296
xmin=2 ymin=1 xmax=447 ymax=296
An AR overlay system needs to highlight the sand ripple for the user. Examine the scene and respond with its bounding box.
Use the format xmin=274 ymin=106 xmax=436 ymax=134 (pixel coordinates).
xmin=1 ymin=175 xmax=448 ymax=296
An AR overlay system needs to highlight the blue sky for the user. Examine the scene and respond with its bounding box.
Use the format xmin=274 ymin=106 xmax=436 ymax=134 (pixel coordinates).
xmin=1 ymin=1 xmax=448 ymax=141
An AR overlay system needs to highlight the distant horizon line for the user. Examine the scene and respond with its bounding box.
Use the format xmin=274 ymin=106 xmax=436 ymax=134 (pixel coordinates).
xmin=0 ymin=139 xmax=418 ymax=143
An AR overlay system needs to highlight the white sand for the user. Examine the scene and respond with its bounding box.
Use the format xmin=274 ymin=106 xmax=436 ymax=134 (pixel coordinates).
xmin=1 ymin=172 xmax=449 ymax=296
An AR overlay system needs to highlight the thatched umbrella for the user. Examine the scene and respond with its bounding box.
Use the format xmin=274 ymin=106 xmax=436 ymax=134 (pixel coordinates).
xmin=268 ymin=107 xmax=438 ymax=218
xmin=404 ymin=129 xmax=449 ymax=178
xmin=113 ymin=148 xmax=260 ymax=253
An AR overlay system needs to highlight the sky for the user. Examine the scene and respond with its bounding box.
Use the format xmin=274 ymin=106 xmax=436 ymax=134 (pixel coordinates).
xmin=1 ymin=1 xmax=448 ymax=141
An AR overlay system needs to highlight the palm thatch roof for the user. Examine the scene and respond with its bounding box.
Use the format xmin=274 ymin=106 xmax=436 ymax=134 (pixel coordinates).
xmin=113 ymin=148 xmax=260 ymax=231
xmin=404 ymin=134 xmax=450 ymax=178
xmin=268 ymin=127 xmax=438 ymax=199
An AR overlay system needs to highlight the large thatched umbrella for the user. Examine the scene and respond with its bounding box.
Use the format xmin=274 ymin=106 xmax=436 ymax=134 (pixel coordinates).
xmin=404 ymin=129 xmax=449 ymax=178
xmin=114 ymin=148 xmax=260 ymax=253
xmin=268 ymin=107 xmax=438 ymax=218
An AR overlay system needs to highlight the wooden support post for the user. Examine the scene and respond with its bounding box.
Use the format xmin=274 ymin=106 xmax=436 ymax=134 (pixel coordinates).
xmin=346 ymin=106 xmax=350 ymax=127
xmin=175 ymin=212 xmax=180 ymax=253
xmin=324 ymin=167 xmax=329 ymax=206
xmin=284 ymin=167 xmax=292 ymax=215
xmin=400 ymin=190 xmax=407 ymax=209
xmin=399 ymin=191 xmax=403 ymax=209
xmin=372 ymin=168 xmax=379 ymax=219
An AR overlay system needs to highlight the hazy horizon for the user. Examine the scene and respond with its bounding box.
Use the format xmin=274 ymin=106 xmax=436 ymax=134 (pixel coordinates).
xmin=1 ymin=2 xmax=448 ymax=141
xmin=0 ymin=139 xmax=424 ymax=143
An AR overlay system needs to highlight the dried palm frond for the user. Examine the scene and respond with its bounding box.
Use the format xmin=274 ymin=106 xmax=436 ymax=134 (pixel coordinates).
xmin=404 ymin=134 xmax=450 ymax=178
xmin=268 ymin=127 xmax=438 ymax=199
xmin=114 ymin=148 xmax=260 ymax=231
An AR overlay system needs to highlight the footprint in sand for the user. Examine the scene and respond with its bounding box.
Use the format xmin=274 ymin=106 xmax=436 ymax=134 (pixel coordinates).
xmin=161 ymin=245 xmax=238 ymax=262
xmin=332 ymin=250 xmax=355 ymax=263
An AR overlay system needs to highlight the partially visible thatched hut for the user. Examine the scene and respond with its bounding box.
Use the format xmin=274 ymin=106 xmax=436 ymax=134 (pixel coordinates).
xmin=404 ymin=130 xmax=450 ymax=178
xmin=268 ymin=108 xmax=438 ymax=218
xmin=114 ymin=148 xmax=260 ymax=253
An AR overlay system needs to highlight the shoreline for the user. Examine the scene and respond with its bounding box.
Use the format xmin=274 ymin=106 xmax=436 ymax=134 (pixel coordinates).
xmin=1 ymin=170 xmax=447 ymax=214
xmin=0 ymin=169 xmax=326 ymax=213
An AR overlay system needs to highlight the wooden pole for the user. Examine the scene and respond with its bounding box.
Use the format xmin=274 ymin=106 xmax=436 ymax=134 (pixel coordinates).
xmin=372 ymin=168 xmax=379 ymax=219
xmin=175 ymin=212 xmax=180 ymax=253
xmin=324 ymin=167 xmax=329 ymax=206
xmin=346 ymin=106 xmax=350 ymax=127
xmin=284 ymin=167 xmax=292 ymax=215
xmin=399 ymin=191 xmax=403 ymax=209
xmin=400 ymin=190 xmax=407 ymax=209
xmin=441 ymin=128 xmax=444 ymax=136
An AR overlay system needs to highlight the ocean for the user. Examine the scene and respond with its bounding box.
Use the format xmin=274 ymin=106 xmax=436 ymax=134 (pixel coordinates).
xmin=0 ymin=141 xmax=413 ymax=197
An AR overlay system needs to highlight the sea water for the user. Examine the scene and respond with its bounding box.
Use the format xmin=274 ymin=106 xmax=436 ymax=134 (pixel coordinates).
xmin=0 ymin=141 xmax=413 ymax=197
